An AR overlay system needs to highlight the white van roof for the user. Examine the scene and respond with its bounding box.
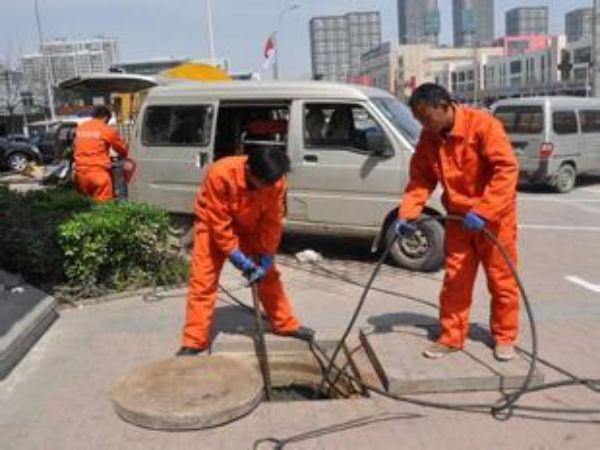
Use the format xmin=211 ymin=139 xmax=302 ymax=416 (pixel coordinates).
xmin=493 ymin=96 xmax=600 ymax=109
xmin=147 ymin=80 xmax=395 ymax=102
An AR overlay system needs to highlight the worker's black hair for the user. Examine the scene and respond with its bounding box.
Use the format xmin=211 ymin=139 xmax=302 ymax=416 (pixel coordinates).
xmin=247 ymin=147 xmax=291 ymax=184
xmin=90 ymin=105 xmax=112 ymax=119
xmin=409 ymin=83 xmax=456 ymax=109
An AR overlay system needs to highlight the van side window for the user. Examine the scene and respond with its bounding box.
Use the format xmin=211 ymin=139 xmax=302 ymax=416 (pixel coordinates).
xmin=553 ymin=110 xmax=578 ymax=135
xmin=494 ymin=106 xmax=543 ymax=134
xmin=579 ymin=110 xmax=600 ymax=133
xmin=142 ymin=105 xmax=213 ymax=146
xmin=303 ymin=103 xmax=388 ymax=151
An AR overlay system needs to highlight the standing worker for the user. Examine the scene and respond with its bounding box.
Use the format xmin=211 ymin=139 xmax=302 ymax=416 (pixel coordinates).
xmin=177 ymin=148 xmax=314 ymax=356
xmin=73 ymin=106 xmax=128 ymax=202
xmin=396 ymin=84 xmax=519 ymax=361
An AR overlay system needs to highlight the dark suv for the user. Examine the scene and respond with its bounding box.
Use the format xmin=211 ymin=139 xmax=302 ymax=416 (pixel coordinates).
xmin=0 ymin=137 xmax=43 ymax=171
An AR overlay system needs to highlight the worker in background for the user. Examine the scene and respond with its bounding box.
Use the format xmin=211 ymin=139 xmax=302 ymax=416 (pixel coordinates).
xmin=177 ymin=147 xmax=314 ymax=356
xmin=396 ymin=83 xmax=519 ymax=362
xmin=73 ymin=106 xmax=128 ymax=202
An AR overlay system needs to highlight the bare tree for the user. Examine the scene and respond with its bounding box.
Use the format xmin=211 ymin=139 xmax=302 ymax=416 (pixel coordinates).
xmin=1 ymin=45 xmax=24 ymax=135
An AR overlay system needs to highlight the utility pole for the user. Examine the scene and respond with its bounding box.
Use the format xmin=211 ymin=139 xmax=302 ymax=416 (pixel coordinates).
xmin=34 ymin=0 xmax=55 ymax=120
xmin=593 ymin=0 xmax=600 ymax=97
xmin=205 ymin=0 xmax=216 ymax=64
xmin=273 ymin=4 xmax=299 ymax=80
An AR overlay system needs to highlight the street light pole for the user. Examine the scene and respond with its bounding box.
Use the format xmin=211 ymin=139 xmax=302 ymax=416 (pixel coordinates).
xmin=34 ymin=0 xmax=55 ymax=120
xmin=205 ymin=0 xmax=216 ymax=63
xmin=273 ymin=3 xmax=299 ymax=80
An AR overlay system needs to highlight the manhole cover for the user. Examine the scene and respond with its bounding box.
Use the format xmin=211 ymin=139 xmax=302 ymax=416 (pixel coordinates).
xmin=111 ymin=355 xmax=263 ymax=430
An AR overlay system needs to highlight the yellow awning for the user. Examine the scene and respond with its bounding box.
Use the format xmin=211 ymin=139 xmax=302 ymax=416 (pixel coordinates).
xmin=160 ymin=63 xmax=231 ymax=82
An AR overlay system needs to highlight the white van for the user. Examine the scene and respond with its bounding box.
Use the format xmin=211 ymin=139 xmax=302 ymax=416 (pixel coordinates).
xmin=492 ymin=96 xmax=600 ymax=193
xmin=61 ymin=77 xmax=445 ymax=271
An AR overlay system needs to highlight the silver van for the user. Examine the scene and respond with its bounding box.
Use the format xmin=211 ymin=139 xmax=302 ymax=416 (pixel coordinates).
xmin=492 ymin=96 xmax=600 ymax=193
xmin=61 ymin=77 xmax=445 ymax=271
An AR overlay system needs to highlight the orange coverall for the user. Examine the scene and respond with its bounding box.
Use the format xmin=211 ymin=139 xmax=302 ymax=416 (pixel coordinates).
xmin=73 ymin=118 xmax=128 ymax=202
xmin=181 ymin=156 xmax=300 ymax=349
xmin=399 ymin=105 xmax=519 ymax=349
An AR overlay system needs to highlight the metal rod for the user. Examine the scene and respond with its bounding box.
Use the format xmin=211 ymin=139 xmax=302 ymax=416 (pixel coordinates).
xmin=250 ymin=283 xmax=273 ymax=401
xmin=34 ymin=0 xmax=55 ymax=120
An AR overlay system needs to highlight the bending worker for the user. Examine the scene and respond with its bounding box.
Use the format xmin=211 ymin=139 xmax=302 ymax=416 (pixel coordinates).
xmin=73 ymin=106 xmax=128 ymax=202
xmin=396 ymin=83 xmax=519 ymax=362
xmin=177 ymin=148 xmax=314 ymax=356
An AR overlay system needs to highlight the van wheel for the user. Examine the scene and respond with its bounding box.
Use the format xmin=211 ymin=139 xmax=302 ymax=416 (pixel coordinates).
xmin=552 ymin=164 xmax=576 ymax=193
xmin=385 ymin=216 xmax=444 ymax=272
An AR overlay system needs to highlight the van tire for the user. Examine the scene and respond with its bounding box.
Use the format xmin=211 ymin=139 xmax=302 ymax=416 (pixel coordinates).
xmin=552 ymin=163 xmax=576 ymax=193
xmin=385 ymin=216 xmax=444 ymax=272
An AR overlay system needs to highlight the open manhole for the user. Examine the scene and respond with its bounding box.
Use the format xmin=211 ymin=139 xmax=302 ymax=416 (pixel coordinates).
xmin=111 ymin=348 xmax=360 ymax=430
xmin=224 ymin=348 xmax=360 ymax=402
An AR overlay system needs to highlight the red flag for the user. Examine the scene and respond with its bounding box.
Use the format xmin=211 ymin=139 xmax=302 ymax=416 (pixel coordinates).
xmin=263 ymin=33 xmax=275 ymax=68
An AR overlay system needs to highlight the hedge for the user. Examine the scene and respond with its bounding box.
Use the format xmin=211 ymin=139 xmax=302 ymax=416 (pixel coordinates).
xmin=0 ymin=186 xmax=188 ymax=298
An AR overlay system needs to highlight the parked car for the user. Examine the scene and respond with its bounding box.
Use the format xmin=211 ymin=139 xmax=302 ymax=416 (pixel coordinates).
xmin=492 ymin=96 xmax=600 ymax=193
xmin=0 ymin=137 xmax=42 ymax=171
xmin=28 ymin=118 xmax=82 ymax=163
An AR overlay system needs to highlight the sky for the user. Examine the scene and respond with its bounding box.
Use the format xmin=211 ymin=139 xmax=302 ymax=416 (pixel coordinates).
xmin=0 ymin=0 xmax=593 ymax=79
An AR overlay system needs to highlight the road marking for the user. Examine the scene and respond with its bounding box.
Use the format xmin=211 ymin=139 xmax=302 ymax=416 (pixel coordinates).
xmin=565 ymin=275 xmax=600 ymax=293
xmin=518 ymin=224 xmax=600 ymax=232
xmin=518 ymin=197 xmax=600 ymax=203
xmin=580 ymin=187 xmax=600 ymax=194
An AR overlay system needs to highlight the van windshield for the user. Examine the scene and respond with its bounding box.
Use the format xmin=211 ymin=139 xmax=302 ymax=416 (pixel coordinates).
xmin=494 ymin=105 xmax=544 ymax=134
xmin=371 ymin=97 xmax=421 ymax=145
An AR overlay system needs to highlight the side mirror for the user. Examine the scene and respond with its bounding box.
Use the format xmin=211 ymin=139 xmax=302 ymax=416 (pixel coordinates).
xmin=365 ymin=128 xmax=394 ymax=157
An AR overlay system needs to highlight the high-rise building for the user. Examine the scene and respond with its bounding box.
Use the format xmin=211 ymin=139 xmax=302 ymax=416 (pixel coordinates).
xmin=506 ymin=7 xmax=548 ymax=36
xmin=566 ymin=8 xmax=593 ymax=43
xmin=397 ymin=0 xmax=440 ymax=45
xmin=310 ymin=12 xmax=381 ymax=82
xmin=21 ymin=36 xmax=119 ymax=103
xmin=453 ymin=0 xmax=495 ymax=47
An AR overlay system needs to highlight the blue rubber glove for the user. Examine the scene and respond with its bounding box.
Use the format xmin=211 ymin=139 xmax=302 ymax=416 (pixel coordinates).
xmin=246 ymin=266 xmax=267 ymax=285
xmin=229 ymin=249 xmax=256 ymax=275
xmin=259 ymin=255 xmax=274 ymax=272
xmin=463 ymin=212 xmax=486 ymax=231
xmin=393 ymin=219 xmax=418 ymax=238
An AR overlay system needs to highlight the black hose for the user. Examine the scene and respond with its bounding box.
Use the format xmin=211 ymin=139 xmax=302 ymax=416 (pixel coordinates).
xmin=315 ymin=214 xmax=537 ymax=419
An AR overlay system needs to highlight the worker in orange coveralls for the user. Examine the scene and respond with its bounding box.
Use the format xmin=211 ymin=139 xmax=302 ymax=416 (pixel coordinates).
xmin=395 ymin=83 xmax=519 ymax=361
xmin=73 ymin=106 xmax=128 ymax=202
xmin=177 ymin=147 xmax=314 ymax=356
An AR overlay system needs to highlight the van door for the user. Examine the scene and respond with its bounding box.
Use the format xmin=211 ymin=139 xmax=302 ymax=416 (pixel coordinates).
xmin=129 ymin=102 xmax=217 ymax=213
xmin=577 ymin=109 xmax=600 ymax=173
xmin=286 ymin=100 xmax=407 ymax=229
xmin=550 ymin=109 xmax=580 ymax=172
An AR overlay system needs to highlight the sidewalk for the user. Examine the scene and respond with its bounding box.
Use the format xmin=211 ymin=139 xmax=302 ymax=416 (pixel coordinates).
xmin=0 ymin=258 xmax=598 ymax=449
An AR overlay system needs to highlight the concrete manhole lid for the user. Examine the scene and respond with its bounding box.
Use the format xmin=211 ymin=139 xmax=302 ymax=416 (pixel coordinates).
xmin=111 ymin=355 xmax=263 ymax=430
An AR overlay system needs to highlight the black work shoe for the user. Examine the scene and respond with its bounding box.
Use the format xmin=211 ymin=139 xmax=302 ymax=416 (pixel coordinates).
xmin=278 ymin=326 xmax=316 ymax=343
xmin=175 ymin=346 xmax=207 ymax=357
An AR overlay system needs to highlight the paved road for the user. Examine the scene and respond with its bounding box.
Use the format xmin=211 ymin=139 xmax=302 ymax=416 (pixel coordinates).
xmin=1 ymin=178 xmax=599 ymax=449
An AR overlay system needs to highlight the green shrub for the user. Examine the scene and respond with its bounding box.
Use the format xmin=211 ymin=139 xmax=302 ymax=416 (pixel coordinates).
xmin=0 ymin=186 xmax=92 ymax=284
xmin=58 ymin=201 xmax=188 ymax=290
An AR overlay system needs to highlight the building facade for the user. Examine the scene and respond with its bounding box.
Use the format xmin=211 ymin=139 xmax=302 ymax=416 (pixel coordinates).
xmin=360 ymin=42 xmax=503 ymax=100
xmin=506 ymin=7 xmax=549 ymax=37
xmin=435 ymin=35 xmax=586 ymax=102
xmin=566 ymin=8 xmax=593 ymax=43
xmin=453 ymin=0 xmax=495 ymax=47
xmin=21 ymin=36 xmax=119 ymax=104
xmin=494 ymin=35 xmax=551 ymax=57
xmin=310 ymin=12 xmax=381 ymax=82
xmin=397 ymin=0 xmax=440 ymax=45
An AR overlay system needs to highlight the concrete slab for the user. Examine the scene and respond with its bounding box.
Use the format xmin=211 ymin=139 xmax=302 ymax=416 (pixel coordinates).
xmin=0 ymin=270 xmax=58 ymax=379
xmin=111 ymin=355 xmax=263 ymax=430
xmin=360 ymin=325 xmax=544 ymax=395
